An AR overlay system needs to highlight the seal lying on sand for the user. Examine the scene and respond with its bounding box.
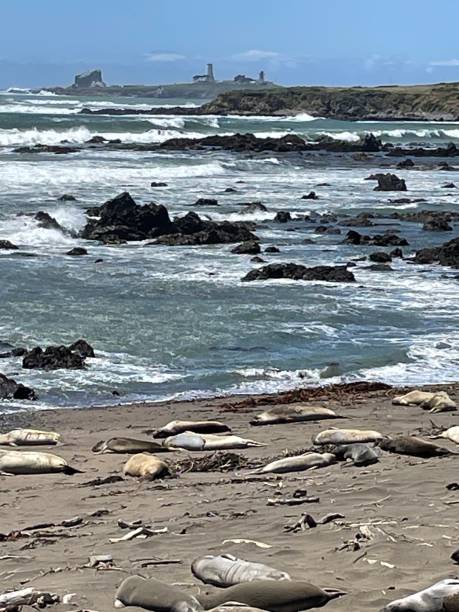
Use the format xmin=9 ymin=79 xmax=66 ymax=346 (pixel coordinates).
xmin=164 ymin=432 xmax=265 ymax=451
xmin=313 ymin=429 xmax=383 ymax=445
xmin=191 ymin=554 xmax=290 ymax=587
xmin=92 ymin=437 xmax=173 ymax=454
xmin=0 ymin=451 xmax=81 ymax=475
xmin=378 ymin=435 xmax=454 ymax=458
xmin=333 ymin=443 xmax=380 ymax=466
xmin=154 ymin=420 xmax=231 ymax=438
xmin=122 ymin=454 xmax=169 ymax=480
xmin=392 ymin=390 xmax=456 ymax=412
xmin=380 ymin=578 xmax=459 ymax=611
xmin=252 ymin=452 xmax=335 ymax=475
xmin=0 ymin=429 xmax=61 ymax=446
xmin=197 ymin=580 xmax=346 ymax=611
xmin=250 ymin=406 xmax=341 ymax=426
xmin=435 ymin=426 xmax=459 ymax=445
xmin=115 ymin=575 xmax=203 ymax=611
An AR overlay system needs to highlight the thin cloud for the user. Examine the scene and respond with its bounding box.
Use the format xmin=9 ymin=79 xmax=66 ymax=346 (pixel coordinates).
xmin=232 ymin=49 xmax=281 ymax=62
xmin=429 ymin=59 xmax=459 ymax=67
xmin=146 ymin=52 xmax=186 ymax=62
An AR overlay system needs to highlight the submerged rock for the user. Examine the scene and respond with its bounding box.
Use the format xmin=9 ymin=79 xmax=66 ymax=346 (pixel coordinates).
xmin=373 ymin=173 xmax=407 ymax=192
xmin=66 ymin=247 xmax=88 ymax=256
xmin=301 ymin=191 xmax=318 ymax=200
xmin=58 ymin=194 xmax=77 ymax=201
xmin=369 ymin=251 xmax=392 ymax=263
xmin=231 ymin=241 xmax=261 ymax=255
xmin=0 ymin=372 xmax=37 ymax=400
xmin=273 ymin=211 xmax=292 ymax=223
xmin=194 ymin=198 xmax=219 ymax=206
xmin=160 ymin=132 xmax=307 ymax=153
xmin=22 ymin=339 xmax=95 ymax=370
xmin=34 ymin=211 xmax=65 ymax=232
xmin=0 ymin=240 xmax=18 ymax=250
xmin=241 ymin=263 xmax=355 ymax=283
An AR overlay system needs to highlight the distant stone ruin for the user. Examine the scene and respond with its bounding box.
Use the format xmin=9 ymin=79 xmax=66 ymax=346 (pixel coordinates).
xmin=73 ymin=69 xmax=106 ymax=89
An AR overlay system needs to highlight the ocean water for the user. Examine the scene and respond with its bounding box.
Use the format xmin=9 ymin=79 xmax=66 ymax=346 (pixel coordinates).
xmin=1 ymin=90 xmax=459 ymax=411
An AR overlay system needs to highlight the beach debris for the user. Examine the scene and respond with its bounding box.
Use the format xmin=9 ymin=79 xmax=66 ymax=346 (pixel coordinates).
xmin=222 ymin=539 xmax=272 ymax=549
xmin=251 ymin=452 xmax=335 ymax=475
xmin=392 ymin=390 xmax=456 ymax=412
xmin=81 ymin=474 xmax=124 ymax=487
xmin=133 ymin=557 xmax=182 ymax=567
xmin=284 ymin=512 xmax=344 ymax=533
xmin=0 ymin=428 xmax=61 ymax=446
xmin=381 ymin=578 xmax=459 ymax=612
xmin=85 ymin=554 xmax=114 ymax=569
xmin=0 ymin=587 xmax=59 ymax=609
xmin=250 ymin=405 xmax=342 ymax=426
xmin=175 ymin=452 xmax=248 ymax=473
xmin=109 ymin=526 xmax=168 ymax=543
xmin=267 ymin=493 xmax=320 ymax=506
xmin=191 ymin=553 xmax=290 ymax=587
xmin=313 ymin=428 xmax=383 ymax=445
xmin=154 ymin=420 xmax=231 ymax=438
xmin=164 ymin=432 xmax=266 ymax=451
xmin=336 ymin=526 xmax=374 ymax=552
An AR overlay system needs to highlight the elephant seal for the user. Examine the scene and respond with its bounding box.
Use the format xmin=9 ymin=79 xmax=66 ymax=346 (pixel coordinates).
xmin=154 ymin=420 xmax=231 ymax=438
xmin=313 ymin=429 xmax=383 ymax=446
xmin=122 ymin=453 xmax=169 ymax=480
xmin=252 ymin=452 xmax=335 ymax=475
xmin=451 ymin=548 xmax=459 ymax=564
xmin=380 ymin=578 xmax=459 ymax=612
xmin=250 ymin=405 xmax=341 ymax=426
xmin=333 ymin=443 xmax=380 ymax=466
xmin=392 ymin=390 xmax=456 ymax=412
xmin=197 ymin=580 xmax=346 ymax=612
xmin=0 ymin=429 xmax=61 ymax=446
xmin=164 ymin=432 xmax=265 ymax=451
xmin=0 ymin=451 xmax=81 ymax=475
xmin=378 ymin=435 xmax=454 ymax=458
xmin=92 ymin=437 xmax=173 ymax=454
xmin=444 ymin=593 xmax=459 ymax=612
xmin=115 ymin=575 xmax=203 ymax=612
xmin=437 ymin=426 xmax=459 ymax=445
xmin=191 ymin=554 xmax=290 ymax=587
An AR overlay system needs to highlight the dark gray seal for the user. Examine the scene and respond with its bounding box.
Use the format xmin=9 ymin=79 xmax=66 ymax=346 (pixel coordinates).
xmin=378 ymin=435 xmax=454 ymax=458
xmin=154 ymin=420 xmax=231 ymax=439
xmin=92 ymin=437 xmax=173 ymax=454
xmin=115 ymin=576 xmax=203 ymax=612
xmin=333 ymin=443 xmax=380 ymax=466
xmin=197 ymin=580 xmax=345 ymax=612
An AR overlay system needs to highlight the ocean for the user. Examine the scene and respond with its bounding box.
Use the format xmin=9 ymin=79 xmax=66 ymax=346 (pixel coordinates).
xmin=1 ymin=89 xmax=459 ymax=411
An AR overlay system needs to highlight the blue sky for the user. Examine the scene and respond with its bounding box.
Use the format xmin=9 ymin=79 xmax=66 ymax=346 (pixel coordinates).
xmin=1 ymin=0 xmax=459 ymax=88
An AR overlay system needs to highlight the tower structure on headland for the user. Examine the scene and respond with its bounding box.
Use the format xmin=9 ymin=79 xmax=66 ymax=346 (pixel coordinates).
xmin=207 ymin=63 xmax=215 ymax=82
xmin=259 ymin=70 xmax=265 ymax=83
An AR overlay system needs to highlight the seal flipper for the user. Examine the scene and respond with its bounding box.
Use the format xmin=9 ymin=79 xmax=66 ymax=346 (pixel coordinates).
xmin=323 ymin=588 xmax=347 ymax=601
xmin=62 ymin=465 xmax=84 ymax=475
xmin=91 ymin=440 xmax=106 ymax=453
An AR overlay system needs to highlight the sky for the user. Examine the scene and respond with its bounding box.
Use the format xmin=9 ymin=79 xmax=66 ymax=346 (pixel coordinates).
xmin=1 ymin=0 xmax=459 ymax=88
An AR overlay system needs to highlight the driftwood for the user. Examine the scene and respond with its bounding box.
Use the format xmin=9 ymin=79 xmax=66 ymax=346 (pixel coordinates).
xmin=0 ymin=587 xmax=58 ymax=609
xmin=175 ymin=452 xmax=249 ymax=473
xmin=284 ymin=512 xmax=345 ymax=533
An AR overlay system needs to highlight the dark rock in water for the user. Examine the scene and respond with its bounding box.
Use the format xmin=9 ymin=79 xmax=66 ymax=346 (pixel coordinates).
xmin=66 ymin=247 xmax=88 ymax=256
xmin=0 ymin=346 xmax=27 ymax=359
xmin=414 ymin=237 xmax=459 ymax=267
xmin=441 ymin=182 xmax=456 ymax=189
xmin=68 ymin=339 xmax=95 ymax=358
xmin=422 ymin=216 xmax=453 ymax=231
xmin=388 ymin=197 xmax=426 ymax=204
xmin=316 ymin=182 xmax=331 ymax=187
xmin=34 ymin=211 xmax=64 ymax=232
xmin=343 ymin=213 xmax=374 ymax=227
xmin=250 ymin=256 xmax=265 ymax=263
xmin=390 ymin=248 xmax=404 ymax=258
xmin=274 ymin=211 xmax=291 ymax=223
xmin=94 ymin=258 xmax=104 ymax=263
xmin=0 ymin=240 xmax=18 ymax=250
xmin=224 ymin=187 xmax=237 ymax=193
xmin=194 ymin=198 xmax=219 ymax=206
xmin=369 ymin=251 xmax=392 ymax=263
xmin=343 ymin=230 xmax=365 ymax=245
xmin=309 ymin=133 xmax=382 ymax=153
xmin=231 ymin=241 xmax=261 ymax=255
xmin=155 ymin=216 xmax=257 ymax=246
xmin=372 ymin=233 xmax=409 ymax=247
xmin=373 ymin=173 xmax=407 ymax=192
xmin=241 ymin=202 xmax=267 ymax=213
xmin=242 ymin=263 xmax=355 ymax=283
xmin=58 ymin=194 xmax=77 ymax=201
xmin=160 ymin=132 xmax=308 ymax=153
xmin=14 ymin=144 xmax=79 ymax=154
xmin=438 ymin=161 xmax=457 ymax=170
xmin=396 ymin=158 xmax=415 ymax=169
xmin=386 ymin=143 xmax=458 ymax=158
xmin=368 ymin=263 xmax=393 ymax=272
xmin=87 ymin=135 xmax=107 ymax=144
xmin=0 ymin=372 xmax=37 ymax=400
xmin=151 ymin=182 xmax=168 ymax=187
xmin=315 ymin=226 xmax=341 ymax=235
xmin=302 ymin=238 xmax=315 ymax=244
xmin=22 ymin=342 xmax=93 ymax=370
xmin=301 ymin=191 xmax=318 ymax=200
xmin=265 ymin=246 xmax=280 ymax=253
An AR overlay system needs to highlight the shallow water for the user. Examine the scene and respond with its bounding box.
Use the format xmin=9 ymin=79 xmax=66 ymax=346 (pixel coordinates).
xmin=1 ymin=91 xmax=458 ymax=410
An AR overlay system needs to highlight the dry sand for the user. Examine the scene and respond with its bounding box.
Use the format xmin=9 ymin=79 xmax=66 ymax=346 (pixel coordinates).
xmin=0 ymin=382 xmax=458 ymax=611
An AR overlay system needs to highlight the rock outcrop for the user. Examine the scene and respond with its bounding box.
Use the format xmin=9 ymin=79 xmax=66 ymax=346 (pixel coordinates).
xmin=414 ymin=237 xmax=459 ymax=267
xmin=0 ymin=372 xmax=37 ymax=400
xmin=241 ymin=263 xmax=355 ymax=283
xmin=74 ymin=69 xmax=106 ymax=89
xmin=373 ymin=173 xmax=407 ymax=192
xmin=22 ymin=340 xmax=95 ymax=370
xmin=0 ymin=240 xmax=18 ymax=250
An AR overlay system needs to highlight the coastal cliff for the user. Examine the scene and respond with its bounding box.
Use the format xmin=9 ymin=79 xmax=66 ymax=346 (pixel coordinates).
xmin=201 ymin=82 xmax=459 ymax=120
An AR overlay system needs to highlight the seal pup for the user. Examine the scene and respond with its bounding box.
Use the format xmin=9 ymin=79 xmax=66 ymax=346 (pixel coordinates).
xmin=378 ymin=435 xmax=454 ymax=458
xmin=0 ymin=451 xmax=81 ymax=475
xmin=381 ymin=578 xmax=459 ymax=612
xmin=191 ymin=554 xmax=290 ymax=587
xmin=0 ymin=429 xmax=61 ymax=446
xmin=392 ymin=390 xmax=456 ymax=412
xmin=197 ymin=580 xmax=346 ymax=612
xmin=115 ymin=575 xmax=203 ymax=611
xmin=164 ymin=432 xmax=265 ymax=451
xmin=154 ymin=420 xmax=231 ymax=438
xmin=250 ymin=406 xmax=342 ymax=426
xmin=122 ymin=453 xmax=169 ymax=480
xmin=435 ymin=426 xmax=459 ymax=445
xmin=313 ymin=428 xmax=383 ymax=446
xmin=251 ymin=452 xmax=336 ymax=475
xmin=92 ymin=437 xmax=173 ymax=454
xmin=333 ymin=443 xmax=380 ymax=467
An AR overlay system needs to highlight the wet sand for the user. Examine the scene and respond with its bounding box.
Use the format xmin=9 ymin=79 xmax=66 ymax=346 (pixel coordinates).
xmin=1 ymin=382 xmax=458 ymax=611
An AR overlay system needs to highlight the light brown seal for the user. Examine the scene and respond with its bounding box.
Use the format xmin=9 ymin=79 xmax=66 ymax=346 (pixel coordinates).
xmin=313 ymin=428 xmax=383 ymax=445
xmin=122 ymin=453 xmax=169 ymax=480
xmin=115 ymin=575 xmax=203 ymax=612
xmin=0 ymin=451 xmax=82 ymax=475
xmin=197 ymin=580 xmax=345 ymax=612
xmin=191 ymin=554 xmax=290 ymax=587
xmin=392 ymin=390 xmax=456 ymax=412
xmin=436 ymin=426 xmax=459 ymax=445
xmin=250 ymin=405 xmax=341 ymax=426
xmin=154 ymin=420 xmax=231 ymax=438
xmin=0 ymin=429 xmax=61 ymax=446
xmin=252 ymin=452 xmax=335 ymax=475
xmin=92 ymin=437 xmax=173 ymax=454
xmin=380 ymin=578 xmax=459 ymax=611
xmin=164 ymin=432 xmax=265 ymax=451
xmin=378 ymin=435 xmax=454 ymax=458
xmin=333 ymin=443 xmax=380 ymax=466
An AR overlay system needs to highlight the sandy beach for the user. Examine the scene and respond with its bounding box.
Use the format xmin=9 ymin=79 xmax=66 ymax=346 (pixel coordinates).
xmin=0 ymin=381 xmax=458 ymax=611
